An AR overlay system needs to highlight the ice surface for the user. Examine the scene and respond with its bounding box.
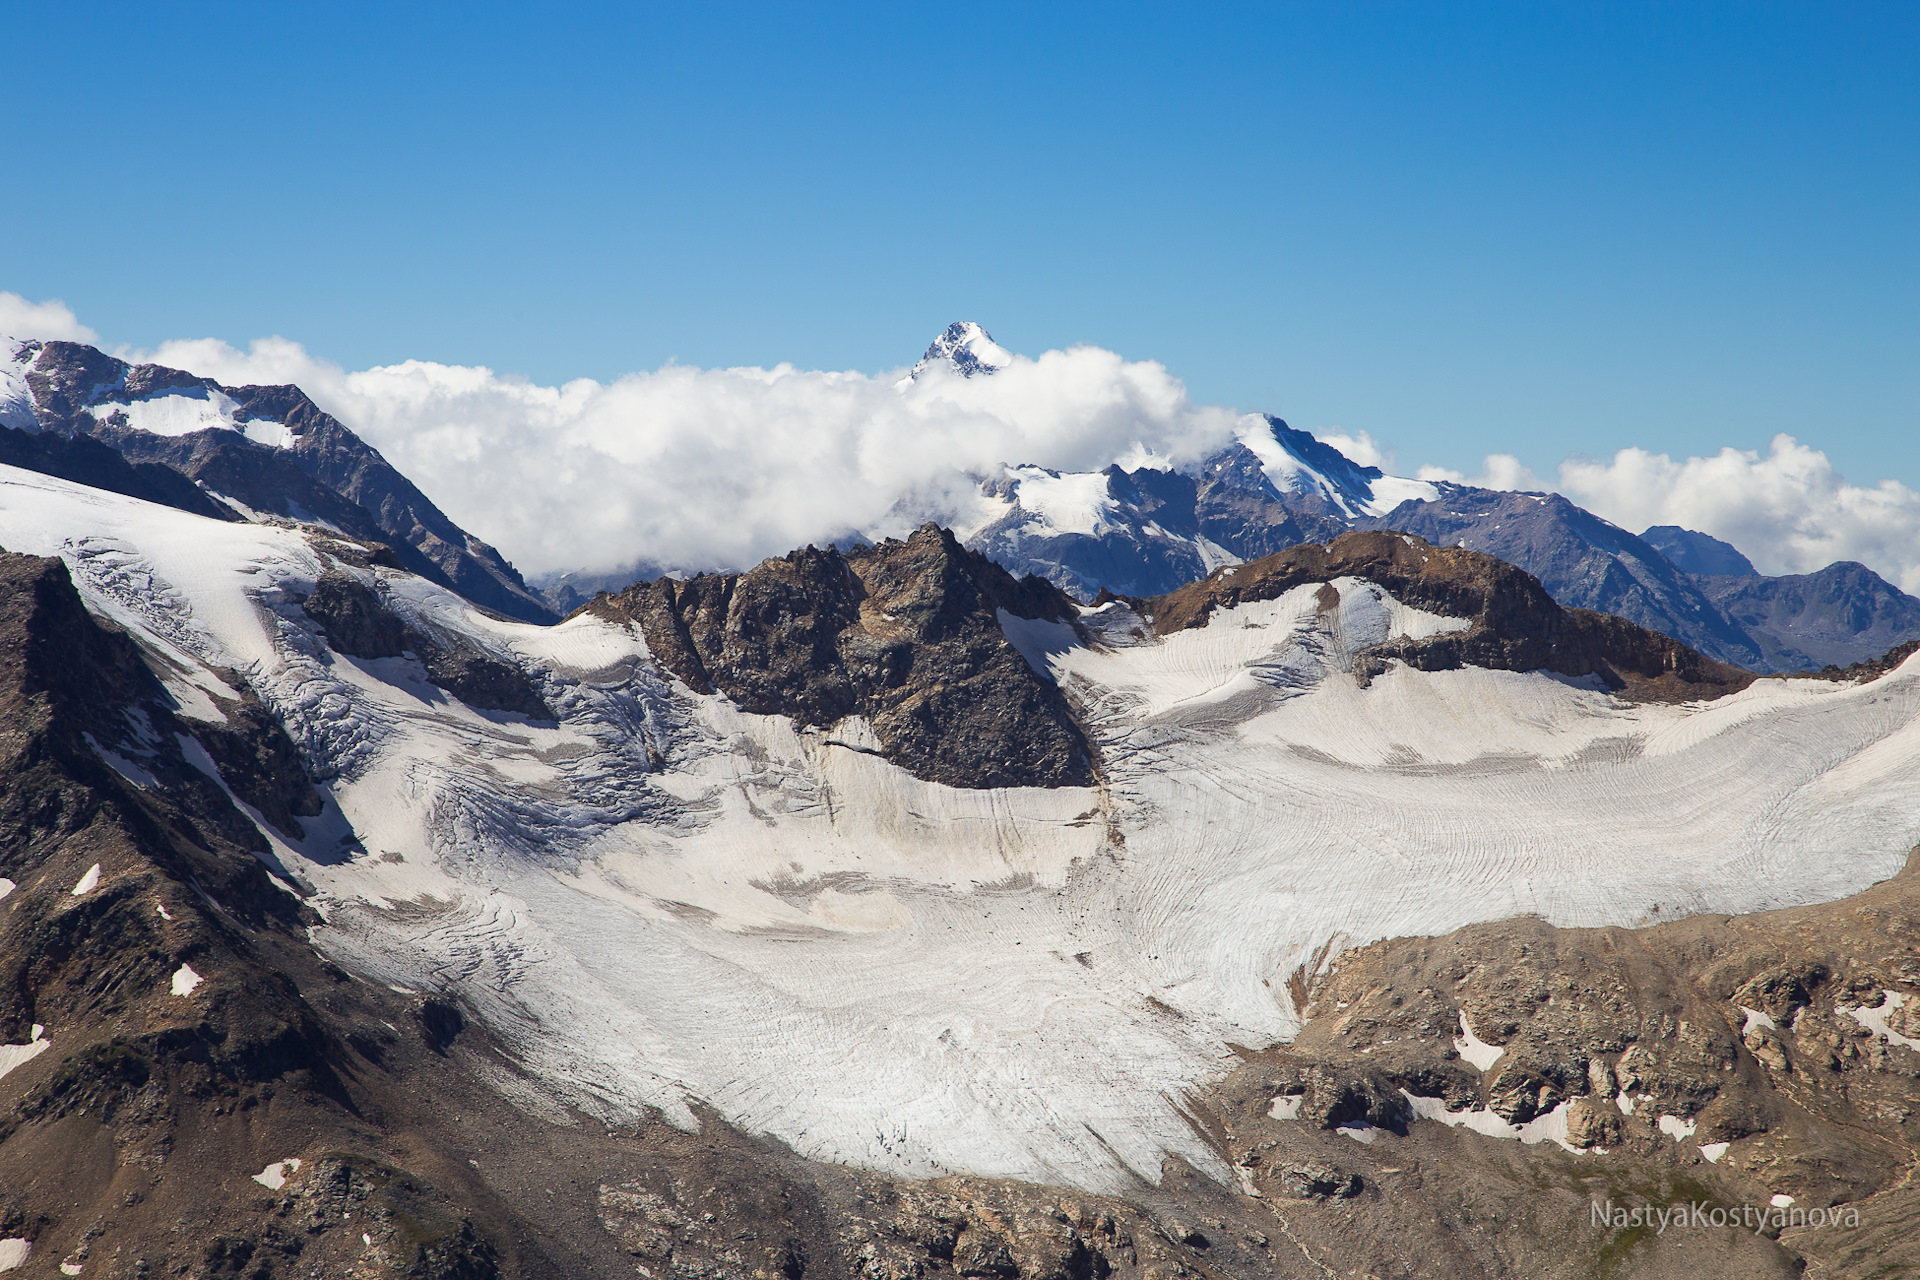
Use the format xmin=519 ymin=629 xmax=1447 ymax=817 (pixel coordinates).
xmin=6 ymin=461 xmax=1920 ymax=1193
xmin=1002 ymin=466 xmax=1119 ymax=537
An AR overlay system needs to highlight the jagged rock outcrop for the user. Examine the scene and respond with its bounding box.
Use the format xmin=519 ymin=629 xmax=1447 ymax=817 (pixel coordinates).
xmin=1133 ymin=530 xmax=1757 ymax=701
xmin=303 ymin=570 xmax=552 ymax=718
xmin=594 ymin=523 xmax=1095 ymax=789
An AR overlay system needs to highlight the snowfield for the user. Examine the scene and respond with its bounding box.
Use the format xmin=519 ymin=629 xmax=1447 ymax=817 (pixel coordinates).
xmin=4 ymin=461 xmax=1919 ymax=1192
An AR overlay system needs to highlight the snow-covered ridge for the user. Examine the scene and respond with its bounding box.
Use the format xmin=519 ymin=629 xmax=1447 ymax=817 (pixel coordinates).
xmin=4 ymin=461 xmax=1919 ymax=1197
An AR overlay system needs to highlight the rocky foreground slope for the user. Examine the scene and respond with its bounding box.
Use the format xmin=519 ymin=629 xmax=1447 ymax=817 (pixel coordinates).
xmin=1 ymin=468 xmax=1918 ymax=1277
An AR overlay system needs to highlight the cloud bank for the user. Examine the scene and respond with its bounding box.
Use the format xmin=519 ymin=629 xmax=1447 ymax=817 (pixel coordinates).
xmin=140 ymin=335 xmax=1245 ymax=578
xmin=0 ymin=287 xmax=1876 ymax=594
xmin=0 ymin=292 xmax=97 ymax=343
xmin=1424 ymin=440 xmax=1920 ymax=592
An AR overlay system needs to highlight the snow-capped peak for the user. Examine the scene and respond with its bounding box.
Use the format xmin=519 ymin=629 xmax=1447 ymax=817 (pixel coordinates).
xmin=1230 ymin=415 xmax=1440 ymax=519
xmin=907 ymin=321 xmax=1013 ymax=381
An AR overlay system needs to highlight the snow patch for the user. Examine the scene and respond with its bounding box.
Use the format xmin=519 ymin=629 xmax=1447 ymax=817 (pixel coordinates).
xmin=1842 ymin=989 xmax=1920 ymax=1050
xmin=1657 ymin=1114 xmax=1697 ymax=1141
xmin=70 ymin=864 xmax=101 ymax=895
xmin=1268 ymin=1094 xmax=1304 ymax=1120
xmin=1454 ymin=1012 xmax=1505 ymax=1071
xmin=252 ymin=1157 xmax=302 ymax=1190
xmin=171 ymin=964 xmax=204 ymax=997
xmin=0 ymin=879 xmax=12 ymax=901
xmin=1402 ymin=1091 xmax=1582 ymax=1152
xmin=1699 ymin=1141 xmax=1730 ymax=1162
xmin=0 ymin=1240 xmax=28 ymax=1272
xmin=1739 ymin=1005 xmax=1776 ymax=1036
xmin=0 ymin=1028 xmax=50 ymax=1082
xmin=1771 ymin=1194 xmax=1795 ymax=1208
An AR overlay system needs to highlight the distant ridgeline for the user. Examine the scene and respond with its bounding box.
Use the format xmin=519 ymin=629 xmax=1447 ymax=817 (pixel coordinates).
xmin=8 ymin=324 xmax=1913 ymax=672
xmin=874 ymin=323 xmax=1920 ymax=675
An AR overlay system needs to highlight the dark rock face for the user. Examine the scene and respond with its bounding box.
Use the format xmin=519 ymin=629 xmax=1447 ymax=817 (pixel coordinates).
xmin=304 ymin=571 xmax=409 ymax=659
xmin=303 ymin=571 xmax=552 ymax=718
xmin=192 ymin=695 xmax=326 ymax=840
xmin=418 ymin=644 xmax=553 ymax=720
xmin=598 ymin=524 xmax=1095 ymax=789
xmin=9 ymin=339 xmax=555 ymax=624
xmin=1365 ymin=489 xmax=1766 ymax=670
xmin=1139 ymin=531 xmax=1756 ymax=702
xmin=0 ymin=424 xmax=237 ymax=521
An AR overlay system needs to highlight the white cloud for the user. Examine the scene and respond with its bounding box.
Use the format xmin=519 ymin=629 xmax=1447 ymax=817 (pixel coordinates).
xmin=139 ymin=336 xmax=1244 ymax=578
xmin=120 ymin=327 xmax=1920 ymax=596
xmin=0 ymin=292 xmax=97 ymax=343
xmin=1415 ymin=453 xmax=1548 ymax=492
xmin=1556 ymin=436 xmax=1920 ymax=591
xmin=1313 ymin=428 xmax=1388 ymax=470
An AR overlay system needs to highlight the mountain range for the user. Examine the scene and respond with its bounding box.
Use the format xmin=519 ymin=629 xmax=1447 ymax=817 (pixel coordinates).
xmin=0 ymin=322 xmax=1917 ymax=1278
xmin=891 ymin=323 xmax=1920 ymax=674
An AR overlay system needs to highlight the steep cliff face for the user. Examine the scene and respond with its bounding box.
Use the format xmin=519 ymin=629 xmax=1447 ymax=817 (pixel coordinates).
xmin=1135 ymin=530 xmax=1757 ymax=701
xmin=597 ymin=523 xmax=1095 ymax=789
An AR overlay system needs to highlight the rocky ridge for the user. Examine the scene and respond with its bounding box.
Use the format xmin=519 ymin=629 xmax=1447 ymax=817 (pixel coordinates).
xmin=1129 ymin=530 xmax=1757 ymax=702
xmin=589 ymin=523 xmax=1095 ymax=789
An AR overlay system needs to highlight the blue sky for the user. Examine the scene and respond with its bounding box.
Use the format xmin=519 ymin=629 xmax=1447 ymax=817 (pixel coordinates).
xmin=4 ymin=2 xmax=1915 ymax=487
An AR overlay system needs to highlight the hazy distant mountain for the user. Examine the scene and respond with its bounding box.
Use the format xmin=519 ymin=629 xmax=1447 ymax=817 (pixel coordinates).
xmin=1641 ymin=524 xmax=1758 ymax=576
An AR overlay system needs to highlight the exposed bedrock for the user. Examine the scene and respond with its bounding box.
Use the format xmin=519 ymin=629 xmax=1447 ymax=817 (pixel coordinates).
xmin=592 ymin=523 xmax=1096 ymax=789
xmin=1132 ymin=529 xmax=1758 ymax=701
xmin=302 ymin=570 xmax=553 ymax=719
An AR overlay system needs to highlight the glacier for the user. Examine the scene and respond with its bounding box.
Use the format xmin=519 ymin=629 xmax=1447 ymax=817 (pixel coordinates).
xmin=3 ymin=460 xmax=1918 ymax=1195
